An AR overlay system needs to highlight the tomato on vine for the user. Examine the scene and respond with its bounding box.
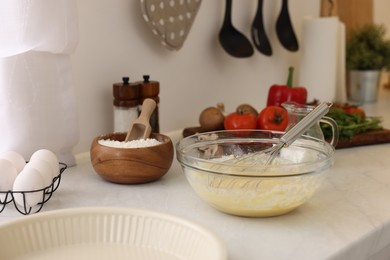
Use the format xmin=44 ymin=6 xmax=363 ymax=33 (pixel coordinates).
xmin=343 ymin=106 xmax=366 ymax=119
xmin=257 ymin=106 xmax=288 ymax=131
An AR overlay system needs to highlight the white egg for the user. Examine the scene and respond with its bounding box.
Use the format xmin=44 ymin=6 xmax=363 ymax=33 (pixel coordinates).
xmin=30 ymin=149 xmax=59 ymax=177
xmin=25 ymin=160 xmax=53 ymax=187
xmin=0 ymin=151 xmax=26 ymax=173
xmin=13 ymin=167 xmax=45 ymax=208
xmin=0 ymin=159 xmax=18 ymax=202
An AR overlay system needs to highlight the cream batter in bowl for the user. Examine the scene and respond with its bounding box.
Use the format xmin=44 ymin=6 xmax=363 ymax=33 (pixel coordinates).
xmin=176 ymin=130 xmax=334 ymax=217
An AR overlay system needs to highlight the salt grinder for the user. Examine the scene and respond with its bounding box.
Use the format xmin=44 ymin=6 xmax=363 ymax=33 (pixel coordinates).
xmin=113 ymin=77 xmax=140 ymax=132
xmin=138 ymin=75 xmax=160 ymax=133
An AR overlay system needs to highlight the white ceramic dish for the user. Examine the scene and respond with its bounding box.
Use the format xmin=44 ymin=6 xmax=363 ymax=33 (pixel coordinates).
xmin=0 ymin=207 xmax=227 ymax=260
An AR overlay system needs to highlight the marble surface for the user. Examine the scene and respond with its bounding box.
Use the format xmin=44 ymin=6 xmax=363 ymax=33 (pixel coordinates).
xmin=1 ymin=90 xmax=390 ymax=260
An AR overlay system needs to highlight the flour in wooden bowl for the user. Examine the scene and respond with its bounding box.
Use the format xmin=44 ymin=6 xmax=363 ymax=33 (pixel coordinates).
xmin=98 ymin=138 xmax=161 ymax=148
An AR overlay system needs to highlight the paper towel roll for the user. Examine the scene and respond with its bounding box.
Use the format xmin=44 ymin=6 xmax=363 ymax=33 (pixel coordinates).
xmin=298 ymin=17 xmax=339 ymax=102
xmin=0 ymin=0 xmax=79 ymax=57
xmin=0 ymin=51 xmax=79 ymax=166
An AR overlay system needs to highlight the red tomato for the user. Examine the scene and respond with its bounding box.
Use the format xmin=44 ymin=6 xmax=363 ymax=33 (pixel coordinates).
xmin=224 ymin=112 xmax=257 ymax=130
xmin=257 ymin=106 xmax=288 ymax=131
xmin=343 ymin=106 xmax=366 ymax=118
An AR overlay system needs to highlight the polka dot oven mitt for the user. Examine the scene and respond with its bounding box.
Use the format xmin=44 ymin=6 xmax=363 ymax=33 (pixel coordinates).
xmin=140 ymin=0 xmax=202 ymax=51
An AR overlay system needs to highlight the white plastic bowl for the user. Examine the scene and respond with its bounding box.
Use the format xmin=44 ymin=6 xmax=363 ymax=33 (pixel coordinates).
xmin=0 ymin=207 xmax=227 ymax=260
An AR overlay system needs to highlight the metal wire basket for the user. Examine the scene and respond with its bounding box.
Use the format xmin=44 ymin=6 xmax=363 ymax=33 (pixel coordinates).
xmin=0 ymin=163 xmax=67 ymax=215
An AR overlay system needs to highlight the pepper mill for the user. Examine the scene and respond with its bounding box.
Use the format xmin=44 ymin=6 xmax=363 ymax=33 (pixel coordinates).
xmin=138 ymin=75 xmax=160 ymax=133
xmin=113 ymin=77 xmax=140 ymax=132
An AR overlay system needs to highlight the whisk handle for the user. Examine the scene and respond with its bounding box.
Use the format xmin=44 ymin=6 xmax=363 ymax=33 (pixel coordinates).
xmin=280 ymin=102 xmax=332 ymax=146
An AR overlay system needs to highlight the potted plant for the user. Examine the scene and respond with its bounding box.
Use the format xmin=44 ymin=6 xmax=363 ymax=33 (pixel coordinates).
xmin=346 ymin=23 xmax=390 ymax=103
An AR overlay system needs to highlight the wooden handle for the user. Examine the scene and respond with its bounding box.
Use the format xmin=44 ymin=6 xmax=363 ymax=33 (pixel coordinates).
xmin=138 ymin=98 xmax=156 ymax=122
xmin=320 ymin=0 xmax=338 ymax=17
xmin=124 ymin=98 xmax=156 ymax=141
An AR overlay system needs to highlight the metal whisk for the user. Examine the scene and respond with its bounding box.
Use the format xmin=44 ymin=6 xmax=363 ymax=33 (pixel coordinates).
xmin=236 ymin=102 xmax=333 ymax=167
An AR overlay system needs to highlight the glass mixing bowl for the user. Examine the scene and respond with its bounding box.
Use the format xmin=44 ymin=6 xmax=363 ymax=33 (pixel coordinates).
xmin=176 ymin=130 xmax=335 ymax=217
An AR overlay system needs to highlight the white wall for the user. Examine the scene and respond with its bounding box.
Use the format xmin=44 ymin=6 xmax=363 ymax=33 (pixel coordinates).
xmin=71 ymin=0 xmax=321 ymax=153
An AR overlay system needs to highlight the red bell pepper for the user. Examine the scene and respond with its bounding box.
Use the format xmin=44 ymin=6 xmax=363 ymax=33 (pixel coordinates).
xmin=266 ymin=67 xmax=307 ymax=106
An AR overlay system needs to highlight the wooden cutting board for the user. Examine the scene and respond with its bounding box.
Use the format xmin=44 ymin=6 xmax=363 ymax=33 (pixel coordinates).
xmin=335 ymin=129 xmax=390 ymax=149
xmin=182 ymin=127 xmax=390 ymax=149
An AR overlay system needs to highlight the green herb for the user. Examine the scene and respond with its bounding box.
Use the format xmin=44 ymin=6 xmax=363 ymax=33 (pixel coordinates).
xmin=320 ymin=108 xmax=382 ymax=140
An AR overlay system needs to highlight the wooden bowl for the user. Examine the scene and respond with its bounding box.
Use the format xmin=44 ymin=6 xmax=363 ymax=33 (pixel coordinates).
xmin=90 ymin=132 xmax=174 ymax=184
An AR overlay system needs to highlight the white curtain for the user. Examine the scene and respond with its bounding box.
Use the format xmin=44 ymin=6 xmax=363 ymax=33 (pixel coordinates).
xmin=0 ymin=0 xmax=78 ymax=57
xmin=0 ymin=0 xmax=80 ymax=166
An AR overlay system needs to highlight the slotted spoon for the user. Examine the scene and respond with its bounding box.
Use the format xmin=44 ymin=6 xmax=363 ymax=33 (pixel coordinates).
xmin=251 ymin=0 xmax=272 ymax=56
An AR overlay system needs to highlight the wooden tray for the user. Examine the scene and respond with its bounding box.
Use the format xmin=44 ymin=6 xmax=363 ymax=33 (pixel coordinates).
xmin=182 ymin=127 xmax=390 ymax=149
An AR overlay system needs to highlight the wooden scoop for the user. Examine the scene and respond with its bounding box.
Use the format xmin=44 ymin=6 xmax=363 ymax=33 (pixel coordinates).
xmin=125 ymin=98 xmax=156 ymax=142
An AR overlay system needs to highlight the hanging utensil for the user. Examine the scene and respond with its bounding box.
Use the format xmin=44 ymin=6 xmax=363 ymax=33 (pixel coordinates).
xmin=219 ymin=0 xmax=254 ymax=58
xmin=251 ymin=0 xmax=272 ymax=56
xmin=276 ymin=0 xmax=299 ymax=52
xmin=125 ymin=98 xmax=156 ymax=142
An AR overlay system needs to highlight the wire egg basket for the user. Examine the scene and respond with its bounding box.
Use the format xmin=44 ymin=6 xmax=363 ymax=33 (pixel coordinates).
xmin=0 ymin=163 xmax=67 ymax=215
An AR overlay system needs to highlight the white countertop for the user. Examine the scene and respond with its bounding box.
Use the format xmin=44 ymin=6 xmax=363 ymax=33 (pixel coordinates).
xmin=1 ymin=90 xmax=390 ymax=260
